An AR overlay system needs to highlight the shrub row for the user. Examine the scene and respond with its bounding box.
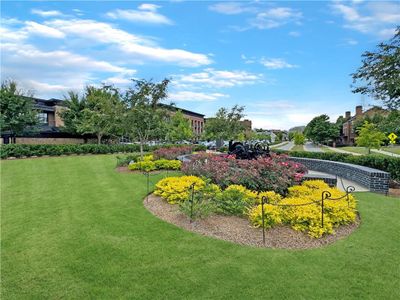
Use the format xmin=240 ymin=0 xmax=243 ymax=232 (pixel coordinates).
xmin=273 ymin=149 xmax=400 ymax=181
xmin=0 ymin=143 xmax=206 ymax=159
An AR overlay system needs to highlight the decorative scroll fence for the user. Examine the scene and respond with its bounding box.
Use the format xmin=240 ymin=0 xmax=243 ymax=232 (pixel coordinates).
xmin=185 ymin=182 xmax=356 ymax=245
xmin=259 ymin=185 xmax=355 ymax=245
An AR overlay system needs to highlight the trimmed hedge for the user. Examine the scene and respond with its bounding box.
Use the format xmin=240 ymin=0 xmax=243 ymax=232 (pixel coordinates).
xmin=273 ymin=149 xmax=400 ymax=181
xmin=0 ymin=143 xmax=206 ymax=159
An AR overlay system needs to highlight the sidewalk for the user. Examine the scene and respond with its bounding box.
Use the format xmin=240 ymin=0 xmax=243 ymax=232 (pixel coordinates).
xmin=323 ymin=146 xmax=362 ymax=156
xmin=371 ymin=149 xmax=400 ymax=157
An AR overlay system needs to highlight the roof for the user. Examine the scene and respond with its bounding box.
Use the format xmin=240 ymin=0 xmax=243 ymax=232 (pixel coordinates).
xmin=160 ymin=104 xmax=205 ymax=118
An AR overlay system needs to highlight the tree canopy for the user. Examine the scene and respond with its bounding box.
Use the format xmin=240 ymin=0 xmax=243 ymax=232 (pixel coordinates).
xmin=355 ymin=121 xmax=386 ymax=153
xmin=123 ymin=79 xmax=170 ymax=155
xmin=304 ymin=114 xmax=339 ymax=144
xmin=352 ymin=27 xmax=400 ymax=110
xmin=0 ymin=80 xmax=38 ymax=140
xmin=204 ymin=105 xmax=245 ymax=141
xmin=166 ymin=110 xmax=193 ymax=143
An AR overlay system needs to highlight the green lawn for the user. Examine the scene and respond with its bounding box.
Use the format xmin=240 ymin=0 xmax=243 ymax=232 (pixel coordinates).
xmin=291 ymin=144 xmax=304 ymax=151
xmin=1 ymin=155 xmax=400 ymax=299
xmin=320 ymin=146 xmax=337 ymax=153
xmin=340 ymin=146 xmax=370 ymax=155
xmin=381 ymin=146 xmax=400 ymax=155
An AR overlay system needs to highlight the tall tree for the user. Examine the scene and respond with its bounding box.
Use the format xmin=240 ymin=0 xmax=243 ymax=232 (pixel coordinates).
xmin=123 ymin=79 xmax=170 ymax=156
xmin=351 ymin=27 xmax=400 ymax=109
xmin=204 ymin=105 xmax=245 ymax=142
xmin=166 ymin=110 xmax=193 ymax=143
xmin=77 ymin=85 xmax=123 ymax=144
xmin=293 ymin=132 xmax=305 ymax=145
xmin=59 ymin=91 xmax=87 ymax=134
xmin=356 ymin=121 xmax=386 ymax=153
xmin=304 ymin=114 xmax=339 ymax=144
xmin=0 ymin=80 xmax=38 ymax=143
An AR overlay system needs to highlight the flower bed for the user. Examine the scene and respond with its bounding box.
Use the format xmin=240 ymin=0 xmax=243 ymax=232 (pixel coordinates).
xmin=181 ymin=152 xmax=307 ymax=195
xmin=153 ymin=176 xmax=357 ymax=239
xmin=154 ymin=146 xmax=194 ymax=160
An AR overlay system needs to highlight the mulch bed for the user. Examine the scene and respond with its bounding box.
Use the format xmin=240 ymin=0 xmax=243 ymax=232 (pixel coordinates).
xmin=144 ymin=194 xmax=361 ymax=250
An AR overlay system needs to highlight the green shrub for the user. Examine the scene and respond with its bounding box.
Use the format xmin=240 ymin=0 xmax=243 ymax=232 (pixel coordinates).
xmin=272 ymin=149 xmax=400 ymax=181
xmin=154 ymin=159 xmax=181 ymax=170
xmin=0 ymin=143 xmax=205 ymax=160
xmin=214 ymin=185 xmax=256 ymax=216
xmin=116 ymin=154 xmax=142 ymax=167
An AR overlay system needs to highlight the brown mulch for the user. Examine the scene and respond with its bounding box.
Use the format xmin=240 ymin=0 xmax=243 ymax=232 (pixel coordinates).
xmin=389 ymin=188 xmax=400 ymax=198
xmin=144 ymin=194 xmax=361 ymax=250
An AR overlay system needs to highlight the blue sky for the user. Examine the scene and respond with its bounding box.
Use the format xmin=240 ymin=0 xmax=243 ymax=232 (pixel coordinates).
xmin=1 ymin=1 xmax=399 ymax=129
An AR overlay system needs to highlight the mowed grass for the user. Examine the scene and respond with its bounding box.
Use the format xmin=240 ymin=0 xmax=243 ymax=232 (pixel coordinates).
xmin=340 ymin=146 xmax=370 ymax=155
xmin=1 ymin=155 xmax=400 ymax=299
xmin=290 ymin=144 xmax=304 ymax=151
xmin=381 ymin=146 xmax=400 ymax=155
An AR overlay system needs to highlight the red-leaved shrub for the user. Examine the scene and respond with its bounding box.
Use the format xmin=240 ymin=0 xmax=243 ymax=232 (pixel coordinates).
xmin=181 ymin=153 xmax=307 ymax=195
xmin=154 ymin=146 xmax=193 ymax=160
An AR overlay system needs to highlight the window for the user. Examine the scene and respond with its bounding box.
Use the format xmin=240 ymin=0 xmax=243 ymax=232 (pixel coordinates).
xmin=38 ymin=113 xmax=48 ymax=124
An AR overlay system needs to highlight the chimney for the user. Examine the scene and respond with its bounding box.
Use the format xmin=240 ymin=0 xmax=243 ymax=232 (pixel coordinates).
xmin=355 ymin=105 xmax=362 ymax=117
xmin=345 ymin=111 xmax=351 ymax=119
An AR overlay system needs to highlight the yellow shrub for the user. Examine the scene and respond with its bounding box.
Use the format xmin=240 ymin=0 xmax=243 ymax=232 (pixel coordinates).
xmin=154 ymin=176 xmax=205 ymax=204
xmin=257 ymin=191 xmax=282 ymax=204
xmin=248 ymin=204 xmax=282 ymax=229
xmin=248 ymin=180 xmax=357 ymax=238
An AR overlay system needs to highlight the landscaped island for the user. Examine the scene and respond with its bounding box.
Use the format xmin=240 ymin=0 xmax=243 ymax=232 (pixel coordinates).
xmin=143 ymin=150 xmax=359 ymax=247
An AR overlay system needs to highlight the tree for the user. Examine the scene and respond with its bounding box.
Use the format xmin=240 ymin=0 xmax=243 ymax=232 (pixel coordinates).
xmin=59 ymin=91 xmax=87 ymax=134
xmin=356 ymin=121 xmax=386 ymax=153
xmin=123 ymin=79 xmax=170 ymax=156
xmin=377 ymin=110 xmax=400 ymax=143
xmin=204 ymin=105 xmax=245 ymax=143
xmin=351 ymin=27 xmax=400 ymax=109
xmin=304 ymin=114 xmax=339 ymax=144
xmin=0 ymin=80 xmax=38 ymax=143
xmin=293 ymin=132 xmax=305 ymax=145
xmin=166 ymin=110 xmax=193 ymax=142
xmin=77 ymin=85 xmax=123 ymax=144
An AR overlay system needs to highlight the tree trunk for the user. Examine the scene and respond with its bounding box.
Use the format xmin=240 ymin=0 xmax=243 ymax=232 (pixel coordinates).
xmin=97 ymin=134 xmax=102 ymax=145
xmin=140 ymin=142 xmax=144 ymax=158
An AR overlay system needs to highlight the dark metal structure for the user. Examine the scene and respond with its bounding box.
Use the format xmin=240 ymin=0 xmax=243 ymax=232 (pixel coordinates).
xmin=228 ymin=140 xmax=270 ymax=159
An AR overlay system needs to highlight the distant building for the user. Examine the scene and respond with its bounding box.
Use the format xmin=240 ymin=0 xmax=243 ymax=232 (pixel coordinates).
xmin=1 ymin=97 xmax=205 ymax=144
xmin=340 ymin=105 xmax=389 ymax=145
xmin=160 ymin=104 xmax=205 ymax=138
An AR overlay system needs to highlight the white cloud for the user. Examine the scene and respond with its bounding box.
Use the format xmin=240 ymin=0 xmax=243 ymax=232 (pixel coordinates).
xmin=107 ymin=3 xmax=173 ymax=25
xmin=250 ymin=7 xmax=302 ymax=29
xmin=1 ymin=42 xmax=136 ymax=97
xmin=45 ymin=19 xmax=211 ymax=67
xmin=31 ymin=9 xmax=63 ymax=17
xmin=24 ymin=21 xmax=65 ymax=39
xmin=331 ymin=1 xmax=400 ymax=38
xmin=247 ymin=101 xmax=343 ymax=130
xmin=173 ymin=68 xmax=263 ymax=88
xmin=289 ymin=31 xmax=301 ymax=37
xmin=169 ymin=91 xmax=228 ymax=102
xmin=260 ymin=58 xmax=298 ymax=69
xmin=138 ymin=4 xmax=161 ymax=12
xmin=209 ymin=2 xmax=256 ymax=15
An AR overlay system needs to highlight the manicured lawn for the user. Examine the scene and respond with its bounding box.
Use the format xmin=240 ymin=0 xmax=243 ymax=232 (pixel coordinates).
xmin=320 ymin=146 xmax=337 ymax=153
xmin=340 ymin=146 xmax=369 ymax=155
xmin=1 ymin=155 xmax=400 ymax=299
xmin=291 ymin=144 xmax=304 ymax=151
xmin=381 ymin=146 xmax=400 ymax=155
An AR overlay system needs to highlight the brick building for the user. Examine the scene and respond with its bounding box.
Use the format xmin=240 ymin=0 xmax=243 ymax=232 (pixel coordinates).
xmin=340 ymin=105 xmax=389 ymax=145
xmin=1 ymin=97 xmax=205 ymax=144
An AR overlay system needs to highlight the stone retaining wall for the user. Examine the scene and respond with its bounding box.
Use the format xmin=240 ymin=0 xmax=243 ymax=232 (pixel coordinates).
xmin=290 ymin=157 xmax=390 ymax=194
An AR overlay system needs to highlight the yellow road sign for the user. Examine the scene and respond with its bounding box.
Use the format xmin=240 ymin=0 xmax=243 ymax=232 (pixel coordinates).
xmin=388 ymin=132 xmax=397 ymax=144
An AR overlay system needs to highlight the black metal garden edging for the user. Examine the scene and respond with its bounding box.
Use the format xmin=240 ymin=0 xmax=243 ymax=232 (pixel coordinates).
xmin=259 ymin=185 xmax=355 ymax=246
xmin=142 ymin=170 xmax=165 ymax=202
